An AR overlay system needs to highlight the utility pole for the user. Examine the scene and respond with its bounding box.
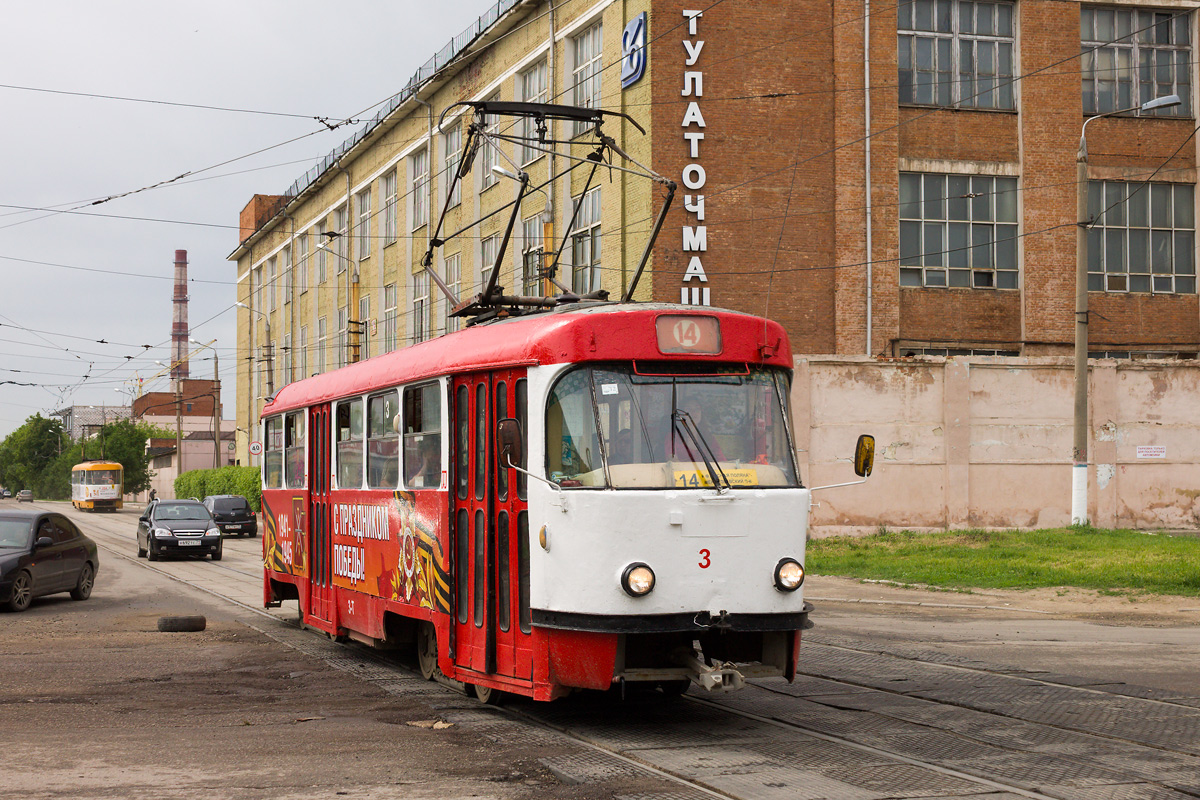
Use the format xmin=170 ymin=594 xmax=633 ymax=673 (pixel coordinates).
xmin=175 ymin=382 xmax=183 ymax=480
xmin=213 ymin=349 xmax=221 ymax=468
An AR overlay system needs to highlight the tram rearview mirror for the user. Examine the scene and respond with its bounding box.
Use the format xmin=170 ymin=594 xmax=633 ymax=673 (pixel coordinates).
xmin=854 ymin=434 xmax=875 ymax=478
xmin=497 ymin=418 xmax=523 ymax=468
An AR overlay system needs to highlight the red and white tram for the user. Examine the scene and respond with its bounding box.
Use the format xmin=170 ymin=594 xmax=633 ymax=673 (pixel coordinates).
xmin=260 ymin=302 xmax=873 ymax=702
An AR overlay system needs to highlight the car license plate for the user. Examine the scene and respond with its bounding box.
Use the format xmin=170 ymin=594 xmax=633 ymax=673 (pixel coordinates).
xmin=227 ymin=524 xmax=241 ymax=530
xmin=177 ymin=540 xmax=201 ymax=546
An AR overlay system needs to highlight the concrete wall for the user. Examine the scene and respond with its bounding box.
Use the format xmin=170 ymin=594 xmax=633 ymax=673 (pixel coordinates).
xmin=793 ymin=356 xmax=1200 ymax=533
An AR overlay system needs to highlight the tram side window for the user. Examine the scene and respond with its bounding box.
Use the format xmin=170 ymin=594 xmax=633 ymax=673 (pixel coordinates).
xmin=335 ymin=398 xmax=364 ymax=489
xmin=367 ymin=391 xmax=399 ymax=489
xmin=285 ymin=412 xmax=306 ymax=489
xmin=264 ymin=416 xmax=284 ymax=488
xmin=545 ymin=368 xmax=600 ymax=486
xmin=403 ymin=382 xmax=442 ymax=489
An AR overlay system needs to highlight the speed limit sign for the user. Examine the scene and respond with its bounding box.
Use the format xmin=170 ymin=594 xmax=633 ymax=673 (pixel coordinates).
xmin=248 ymin=441 xmax=263 ymax=456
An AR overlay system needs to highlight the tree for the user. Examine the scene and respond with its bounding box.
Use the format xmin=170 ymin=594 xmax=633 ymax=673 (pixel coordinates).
xmin=0 ymin=414 xmax=70 ymax=497
xmin=91 ymin=419 xmax=164 ymax=495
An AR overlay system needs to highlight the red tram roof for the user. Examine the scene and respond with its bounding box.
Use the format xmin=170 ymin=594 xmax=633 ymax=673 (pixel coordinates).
xmin=263 ymin=303 xmax=792 ymax=414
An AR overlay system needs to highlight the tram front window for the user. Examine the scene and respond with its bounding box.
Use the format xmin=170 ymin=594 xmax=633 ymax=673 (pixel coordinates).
xmin=544 ymin=364 xmax=800 ymax=488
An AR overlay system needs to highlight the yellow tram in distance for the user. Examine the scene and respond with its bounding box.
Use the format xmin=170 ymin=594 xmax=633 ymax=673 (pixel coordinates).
xmin=71 ymin=461 xmax=124 ymax=512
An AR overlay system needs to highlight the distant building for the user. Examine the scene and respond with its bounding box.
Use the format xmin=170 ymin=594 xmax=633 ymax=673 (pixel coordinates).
xmin=145 ymin=430 xmax=238 ymax=501
xmin=53 ymin=405 xmax=132 ymax=441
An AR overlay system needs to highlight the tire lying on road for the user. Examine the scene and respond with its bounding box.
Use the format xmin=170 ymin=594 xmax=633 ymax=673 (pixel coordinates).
xmin=156 ymin=615 xmax=207 ymax=632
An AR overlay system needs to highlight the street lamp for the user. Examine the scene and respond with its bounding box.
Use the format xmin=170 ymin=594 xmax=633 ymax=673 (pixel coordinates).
xmin=190 ymin=338 xmax=221 ymax=469
xmin=1072 ymin=93 xmax=1181 ymax=526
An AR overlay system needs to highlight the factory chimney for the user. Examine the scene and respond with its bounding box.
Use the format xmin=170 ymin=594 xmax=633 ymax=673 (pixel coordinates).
xmin=171 ymin=249 xmax=189 ymax=389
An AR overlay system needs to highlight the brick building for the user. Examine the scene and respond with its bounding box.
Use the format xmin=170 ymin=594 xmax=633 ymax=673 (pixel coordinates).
xmin=230 ymin=0 xmax=1200 ymax=464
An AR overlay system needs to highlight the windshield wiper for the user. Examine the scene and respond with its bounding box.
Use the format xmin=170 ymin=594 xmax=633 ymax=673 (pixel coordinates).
xmin=672 ymin=410 xmax=731 ymax=492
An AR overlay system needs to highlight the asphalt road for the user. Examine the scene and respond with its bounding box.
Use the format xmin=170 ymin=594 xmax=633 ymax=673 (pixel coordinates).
xmin=4 ymin=500 xmax=1200 ymax=800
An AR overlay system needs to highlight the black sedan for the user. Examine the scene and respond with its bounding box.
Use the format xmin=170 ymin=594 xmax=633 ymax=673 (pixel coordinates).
xmin=202 ymin=494 xmax=258 ymax=537
xmin=0 ymin=509 xmax=99 ymax=612
xmin=136 ymin=500 xmax=223 ymax=561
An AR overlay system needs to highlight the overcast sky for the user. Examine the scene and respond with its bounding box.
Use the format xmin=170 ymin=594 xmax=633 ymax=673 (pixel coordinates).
xmin=0 ymin=1 xmax=488 ymax=439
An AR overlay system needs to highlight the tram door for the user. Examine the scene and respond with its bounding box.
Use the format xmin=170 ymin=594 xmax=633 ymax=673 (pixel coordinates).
xmin=307 ymin=403 xmax=335 ymax=630
xmin=451 ymin=371 xmax=532 ymax=686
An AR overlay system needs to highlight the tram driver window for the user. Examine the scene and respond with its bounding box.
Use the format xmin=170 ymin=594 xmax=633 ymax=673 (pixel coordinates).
xmin=263 ymin=416 xmax=284 ymax=489
xmin=403 ymin=382 xmax=442 ymax=489
xmin=285 ymin=412 xmax=305 ymax=489
xmin=335 ymin=398 xmax=364 ymax=489
xmin=367 ymin=391 xmax=399 ymax=489
xmin=545 ymin=368 xmax=600 ymax=486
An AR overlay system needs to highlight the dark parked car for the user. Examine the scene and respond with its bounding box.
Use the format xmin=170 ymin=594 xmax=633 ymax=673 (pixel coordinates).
xmin=136 ymin=500 xmax=222 ymax=561
xmin=0 ymin=509 xmax=98 ymax=612
xmin=202 ymin=494 xmax=258 ymax=537
xmin=16 ymin=490 xmax=33 ymax=503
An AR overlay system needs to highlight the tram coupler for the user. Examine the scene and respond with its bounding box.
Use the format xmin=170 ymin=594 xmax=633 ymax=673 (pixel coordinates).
xmin=680 ymin=650 xmax=746 ymax=692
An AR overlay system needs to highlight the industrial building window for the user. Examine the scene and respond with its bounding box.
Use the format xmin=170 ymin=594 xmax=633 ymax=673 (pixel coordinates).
xmin=522 ymin=215 xmax=545 ymax=296
xmin=282 ymin=334 xmax=292 ymax=385
xmin=337 ymin=308 xmax=347 ymax=368
xmin=316 ymin=219 xmax=328 ymax=283
xmin=357 ymin=190 xmax=372 ymax=261
xmin=444 ymin=253 xmax=461 ymax=333
xmin=334 ymin=205 xmax=348 ymax=271
xmin=383 ymin=283 xmax=397 ymax=353
xmin=317 ymin=317 xmax=327 ymax=374
xmin=519 ymin=61 xmax=548 ymax=164
xmin=413 ymin=271 xmax=431 ymax=344
xmin=444 ymin=124 xmax=462 ymax=208
xmin=299 ymin=326 xmax=308 ymax=378
xmin=411 ymin=148 xmax=429 ymax=229
xmin=1081 ymin=7 xmax=1191 ymax=116
xmin=383 ymin=170 xmax=398 ymax=244
xmin=572 ymin=22 xmax=603 ymax=135
xmin=481 ymin=94 xmax=500 ymax=190
xmin=900 ymin=346 xmax=1020 ymax=356
xmin=900 ymin=173 xmax=1019 ymax=289
xmin=358 ymin=295 xmax=370 ymax=361
xmin=571 ymin=188 xmax=602 ymax=294
xmin=898 ymin=0 xmax=1015 ymax=109
xmin=296 ymin=234 xmax=308 ymax=295
xmin=1087 ymin=180 xmax=1196 ymax=294
xmin=266 ymin=256 xmax=277 ymax=312
xmin=480 ymin=234 xmax=499 ymax=292
xmin=282 ymin=246 xmax=292 ymax=305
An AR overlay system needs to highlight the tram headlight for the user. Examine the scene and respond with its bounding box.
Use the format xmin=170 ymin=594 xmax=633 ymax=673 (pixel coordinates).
xmin=774 ymin=558 xmax=805 ymax=592
xmin=621 ymin=563 xmax=656 ymax=597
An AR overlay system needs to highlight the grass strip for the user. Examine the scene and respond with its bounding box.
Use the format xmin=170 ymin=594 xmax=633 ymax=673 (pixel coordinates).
xmin=806 ymin=526 xmax=1200 ymax=597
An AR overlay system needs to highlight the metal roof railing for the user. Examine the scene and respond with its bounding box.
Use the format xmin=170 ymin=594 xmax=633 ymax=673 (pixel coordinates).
xmin=279 ymin=0 xmax=520 ymax=205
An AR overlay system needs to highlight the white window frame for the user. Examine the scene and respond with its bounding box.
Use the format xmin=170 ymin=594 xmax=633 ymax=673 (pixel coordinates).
xmin=411 ymin=148 xmax=429 ymax=230
xmin=522 ymin=214 xmax=545 ymax=296
xmin=481 ymin=94 xmax=500 ymax=190
xmin=358 ymin=295 xmax=371 ymax=361
xmin=296 ymin=234 xmax=309 ymax=295
xmin=412 ymin=271 xmax=431 ymax=344
xmin=384 ymin=283 xmax=398 ymax=353
xmin=334 ymin=205 xmax=348 ymax=272
xmin=519 ymin=61 xmax=548 ymax=164
xmin=570 ymin=188 xmax=602 ymax=293
xmin=316 ymin=219 xmax=328 ymax=283
xmin=480 ymin=233 xmax=500 ymax=291
xmin=299 ymin=325 xmax=308 ymax=379
xmin=383 ymin=170 xmax=398 ymax=245
xmin=317 ymin=317 xmax=327 ymax=374
xmin=572 ymin=22 xmax=603 ymax=137
xmin=357 ymin=190 xmax=372 ymax=261
xmin=444 ymin=124 xmax=463 ymax=208
xmin=444 ymin=253 xmax=461 ymax=333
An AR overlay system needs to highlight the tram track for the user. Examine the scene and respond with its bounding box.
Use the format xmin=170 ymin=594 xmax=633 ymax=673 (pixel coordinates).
xmin=59 ymin=505 xmax=1200 ymax=799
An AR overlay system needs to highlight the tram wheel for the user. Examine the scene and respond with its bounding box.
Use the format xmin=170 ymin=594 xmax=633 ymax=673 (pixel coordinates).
xmin=659 ymin=679 xmax=690 ymax=699
xmin=473 ymin=682 xmax=504 ymax=706
xmin=416 ymin=622 xmax=438 ymax=681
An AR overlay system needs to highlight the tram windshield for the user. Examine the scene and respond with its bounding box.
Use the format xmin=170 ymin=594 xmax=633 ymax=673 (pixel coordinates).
xmin=83 ymin=469 xmax=121 ymax=485
xmin=545 ymin=364 xmax=800 ymax=489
